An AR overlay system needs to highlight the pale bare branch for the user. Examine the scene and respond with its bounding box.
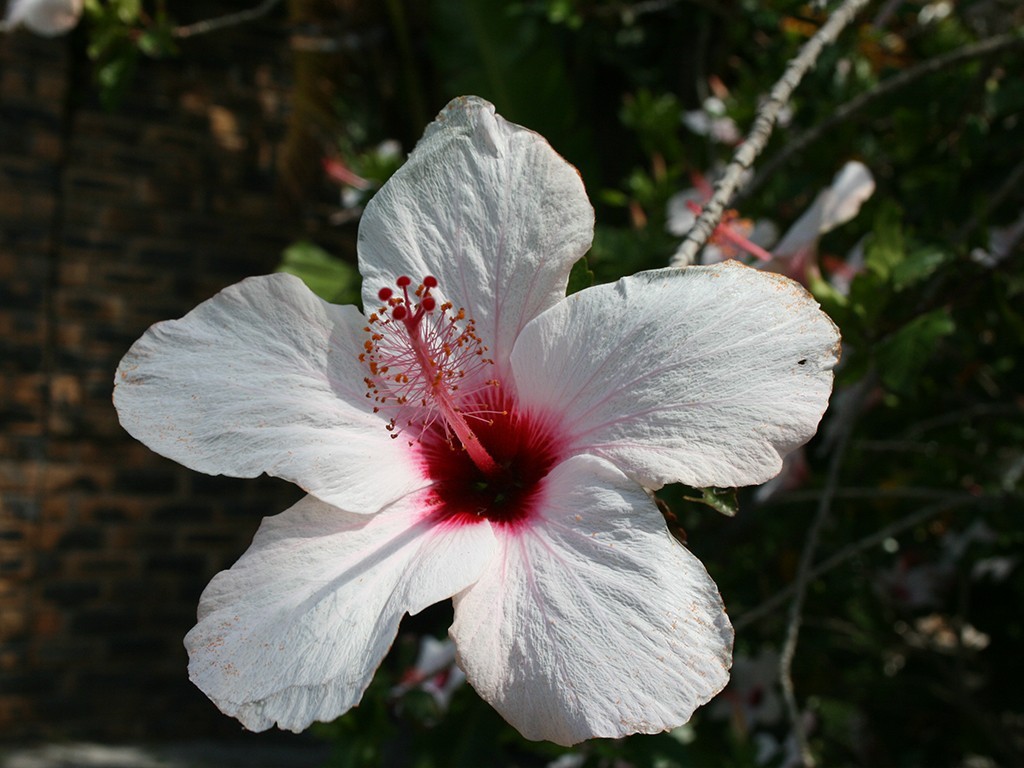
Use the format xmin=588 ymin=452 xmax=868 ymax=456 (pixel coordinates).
xmin=777 ymin=415 xmax=853 ymax=768
xmin=734 ymin=494 xmax=986 ymax=631
xmin=173 ymin=0 xmax=285 ymax=39
xmin=670 ymin=0 xmax=871 ymax=267
xmin=744 ymin=31 xmax=1024 ymax=202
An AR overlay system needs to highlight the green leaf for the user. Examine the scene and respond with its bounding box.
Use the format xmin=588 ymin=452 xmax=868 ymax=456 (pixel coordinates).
xmin=95 ymin=52 xmax=138 ymax=110
xmin=620 ymin=89 xmax=684 ymax=162
xmin=876 ymin=309 xmax=955 ymax=394
xmin=136 ymin=22 xmax=178 ymax=58
xmin=87 ymin=21 xmax=130 ymax=61
xmin=891 ymin=246 xmax=950 ymax=291
xmin=845 ymin=267 xmax=887 ymax=333
xmin=865 ymin=202 xmax=905 ymax=281
xmin=565 ymin=256 xmax=594 ymax=295
xmin=809 ymin=271 xmax=848 ymax=311
xmin=686 ymin=487 xmax=739 ymax=517
xmin=599 ymin=188 xmax=630 ymax=207
xmin=276 ymin=242 xmax=362 ymax=306
xmin=115 ymin=0 xmax=142 ymax=24
xmin=545 ymin=0 xmax=583 ymax=28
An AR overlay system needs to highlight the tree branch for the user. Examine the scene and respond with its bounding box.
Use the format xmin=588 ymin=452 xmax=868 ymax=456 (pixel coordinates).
xmin=954 ymin=157 xmax=1024 ymax=245
xmin=777 ymin=416 xmax=853 ymax=768
xmin=767 ymin=486 xmax=966 ymax=503
xmin=669 ymin=0 xmax=871 ymax=267
xmin=733 ymin=494 xmax=984 ymax=632
xmin=903 ymin=402 xmax=1023 ymax=439
xmin=173 ymin=0 xmax=285 ymax=39
xmin=743 ymin=31 xmax=1024 ymax=201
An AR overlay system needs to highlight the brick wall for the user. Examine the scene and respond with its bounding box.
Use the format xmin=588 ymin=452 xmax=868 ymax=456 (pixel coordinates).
xmin=0 ymin=17 xmax=348 ymax=740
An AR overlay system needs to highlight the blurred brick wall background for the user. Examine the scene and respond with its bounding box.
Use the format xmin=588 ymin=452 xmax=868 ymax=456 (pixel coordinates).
xmin=0 ymin=12 xmax=348 ymax=741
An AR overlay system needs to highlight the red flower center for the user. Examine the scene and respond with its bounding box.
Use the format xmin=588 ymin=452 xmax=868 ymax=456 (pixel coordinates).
xmin=422 ymin=391 xmax=562 ymax=530
xmin=362 ymin=275 xmax=563 ymax=528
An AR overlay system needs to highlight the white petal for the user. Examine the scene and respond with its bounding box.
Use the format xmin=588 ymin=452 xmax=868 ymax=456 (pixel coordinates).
xmin=413 ymin=636 xmax=457 ymax=676
xmin=665 ymin=188 xmax=701 ymax=236
xmin=451 ymin=455 xmax=732 ymax=746
xmin=114 ymin=273 xmax=426 ymax=513
xmin=5 ymin=0 xmax=82 ymax=35
xmin=511 ymin=261 xmax=840 ymax=489
xmin=988 ymin=208 xmax=1024 ymax=263
xmin=682 ymin=110 xmax=713 ymax=137
xmin=751 ymin=218 xmax=780 ymax=248
xmin=357 ymin=96 xmax=594 ymax=379
xmin=187 ymin=493 xmax=497 ymax=732
xmin=699 ymin=243 xmax=728 ymax=265
xmin=773 ymin=161 xmax=874 ymax=259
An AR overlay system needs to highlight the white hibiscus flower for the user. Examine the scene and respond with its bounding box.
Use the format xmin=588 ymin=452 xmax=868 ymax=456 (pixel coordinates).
xmin=113 ymin=96 xmax=840 ymax=746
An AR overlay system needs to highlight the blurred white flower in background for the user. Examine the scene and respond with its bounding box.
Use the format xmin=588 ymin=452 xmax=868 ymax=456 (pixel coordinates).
xmin=667 ymin=170 xmax=777 ymax=266
xmin=765 ymin=160 xmax=876 ymax=286
xmin=2 ymin=0 xmax=82 ymax=36
xmin=667 ymin=161 xmax=874 ymax=286
xmin=708 ymin=646 xmax=784 ymax=734
xmin=391 ymin=636 xmax=466 ymax=714
xmin=970 ymin=209 xmax=1024 ymax=268
xmin=682 ymin=97 xmax=742 ymax=145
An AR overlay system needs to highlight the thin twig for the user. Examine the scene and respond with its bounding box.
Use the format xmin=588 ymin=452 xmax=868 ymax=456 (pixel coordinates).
xmin=903 ymin=402 xmax=1023 ymax=439
xmin=593 ymin=0 xmax=729 ymax=21
xmin=670 ymin=0 xmax=871 ymax=267
xmin=869 ymin=0 xmax=903 ymax=29
xmin=734 ymin=494 xmax=983 ymax=631
xmin=743 ymin=31 xmax=1024 ymax=201
xmin=778 ymin=415 xmax=854 ymax=768
xmin=855 ymin=439 xmax=941 ymax=453
xmin=767 ymin=486 xmax=964 ymax=504
xmin=953 ymin=157 xmax=1024 ymax=245
xmin=173 ymin=0 xmax=284 ymax=39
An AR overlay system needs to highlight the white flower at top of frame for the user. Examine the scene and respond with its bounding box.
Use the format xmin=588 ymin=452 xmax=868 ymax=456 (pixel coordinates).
xmin=113 ymin=96 xmax=840 ymax=746
xmin=919 ymin=0 xmax=953 ymax=24
xmin=4 ymin=0 xmax=82 ymax=36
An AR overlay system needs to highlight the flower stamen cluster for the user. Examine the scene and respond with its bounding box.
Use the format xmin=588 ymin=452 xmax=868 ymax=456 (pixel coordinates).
xmin=360 ymin=275 xmax=501 ymax=474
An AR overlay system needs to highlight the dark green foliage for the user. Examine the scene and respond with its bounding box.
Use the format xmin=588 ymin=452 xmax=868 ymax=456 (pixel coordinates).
xmin=299 ymin=2 xmax=1024 ymax=765
xmin=80 ymin=0 xmax=1024 ymax=764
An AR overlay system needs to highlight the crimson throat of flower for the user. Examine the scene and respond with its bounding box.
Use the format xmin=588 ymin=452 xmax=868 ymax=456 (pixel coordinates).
xmin=359 ymin=275 xmax=562 ymax=529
